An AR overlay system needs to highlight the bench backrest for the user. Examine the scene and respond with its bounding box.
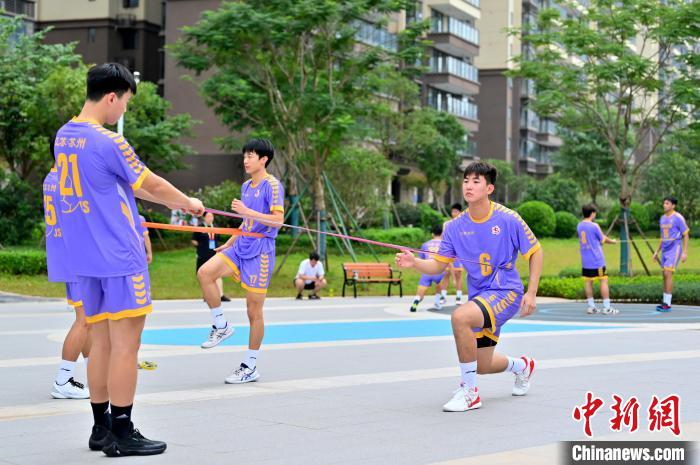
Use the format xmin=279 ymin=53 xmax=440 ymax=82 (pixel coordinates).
xmin=342 ymin=263 xmax=393 ymax=279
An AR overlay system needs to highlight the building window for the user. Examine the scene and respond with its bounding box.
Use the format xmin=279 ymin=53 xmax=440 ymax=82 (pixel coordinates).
xmin=123 ymin=0 xmax=139 ymax=8
xmin=121 ymin=30 xmax=139 ymax=50
xmin=88 ymin=27 xmax=96 ymax=43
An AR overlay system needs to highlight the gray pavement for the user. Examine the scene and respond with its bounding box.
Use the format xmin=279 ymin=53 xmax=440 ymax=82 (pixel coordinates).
xmin=0 ymin=295 xmax=698 ymax=464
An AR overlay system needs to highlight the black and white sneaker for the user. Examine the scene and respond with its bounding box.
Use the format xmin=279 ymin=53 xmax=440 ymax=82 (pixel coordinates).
xmin=102 ymin=424 xmax=167 ymax=457
xmin=225 ymin=363 xmax=260 ymax=384
xmin=51 ymin=377 xmax=89 ymax=399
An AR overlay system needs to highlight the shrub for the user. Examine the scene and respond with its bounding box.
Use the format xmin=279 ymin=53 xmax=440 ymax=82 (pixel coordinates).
xmin=0 ymin=172 xmax=41 ymax=246
xmin=516 ymin=201 xmax=556 ymax=237
xmin=394 ymin=203 xmax=422 ymax=227
xmin=0 ymin=249 xmax=47 ymax=275
xmin=607 ymin=202 xmax=651 ymax=231
xmin=363 ymin=227 xmax=429 ymax=249
xmin=418 ymin=204 xmax=447 ymax=230
xmin=523 ymin=173 xmax=581 ymax=214
xmin=554 ymin=211 xmax=579 ymax=238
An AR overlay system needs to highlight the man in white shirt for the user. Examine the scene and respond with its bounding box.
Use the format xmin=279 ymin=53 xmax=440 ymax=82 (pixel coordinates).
xmin=294 ymin=252 xmax=327 ymax=300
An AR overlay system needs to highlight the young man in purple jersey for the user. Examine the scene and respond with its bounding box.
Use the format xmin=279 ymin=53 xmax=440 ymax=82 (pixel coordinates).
xmin=652 ymin=196 xmax=689 ymax=312
xmin=197 ymin=138 xmax=284 ymax=384
xmin=440 ymin=203 xmax=466 ymax=305
xmin=396 ymin=161 xmax=543 ymax=412
xmin=43 ymin=155 xmax=91 ymax=400
xmin=577 ymin=204 xmax=618 ymax=315
xmin=55 ymin=63 xmax=204 ymax=456
xmin=410 ymin=224 xmax=447 ymax=312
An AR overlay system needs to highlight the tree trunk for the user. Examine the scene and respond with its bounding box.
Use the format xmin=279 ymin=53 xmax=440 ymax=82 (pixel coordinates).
xmin=313 ymin=161 xmax=327 ymax=260
xmin=619 ymin=172 xmax=632 ymax=276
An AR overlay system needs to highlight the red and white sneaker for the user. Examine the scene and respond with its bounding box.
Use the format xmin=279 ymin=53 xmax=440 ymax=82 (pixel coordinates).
xmin=513 ymin=356 xmax=535 ymax=396
xmin=442 ymin=384 xmax=482 ymax=412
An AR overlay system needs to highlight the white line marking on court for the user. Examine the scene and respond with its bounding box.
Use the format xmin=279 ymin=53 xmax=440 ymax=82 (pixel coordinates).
xmin=2 ymin=349 xmax=700 ymax=421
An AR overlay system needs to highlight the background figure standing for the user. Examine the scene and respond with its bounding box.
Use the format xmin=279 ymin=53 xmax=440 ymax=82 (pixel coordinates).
xmin=192 ymin=212 xmax=230 ymax=301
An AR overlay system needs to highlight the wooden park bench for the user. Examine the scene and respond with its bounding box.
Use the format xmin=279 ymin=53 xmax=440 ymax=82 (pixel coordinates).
xmin=341 ymin=263 xmax=403 ymax=298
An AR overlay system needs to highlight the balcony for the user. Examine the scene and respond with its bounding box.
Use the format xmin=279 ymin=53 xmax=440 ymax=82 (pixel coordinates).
xmin=520 ymin=110 xmax=539 ymax=132
xmin=536 ymin=119 xmax=562 ymax=147
xmin=521 ymin=78 xmax=536 ymax=100
xmin=428 ymin=14 xmax=479 ymax=57
xmin=429 ymin=94 xmax=478 ymax=131
xmin=425 ymin=0 xmax=480 ymax=22
xmin=424 ymin=55 xmax=479 ymax=95
xmin=116 ymin=13 xmax=137 ymax=28
xmin=1 ymin=0 xmax=35 ymax=18
xmin=354 ymin=20 xmax=398 ymax=52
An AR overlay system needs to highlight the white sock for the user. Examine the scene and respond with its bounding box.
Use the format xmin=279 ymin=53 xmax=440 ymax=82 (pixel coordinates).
xmin=210 ymin=306 xmax=227 ymax=329
xmin=243 ymin=349 xmax=259 ymax=369
xmin=587 ymin=297 xmax=595 ymax=308
xmin=83 ymin=357 xmax=88 ymax=367
xmin=460 ymin=361 xmax=478 ymax=389
xmin=413 ymin=296 xmax=421 ymax=304
xmin=441 ymin=289 xmax=447 ymax=299
xmin=456 ymin=290 xmax=463 ymax=300
xmin=603 ymin=299 xmax=611 ymax=310
xmin=505 ymin=356 xmax=526 ymax=374
xmin=663 ymin=293 xmax=672 ymax=306
xmin=55 ymin=360 xmax=76 ymax=385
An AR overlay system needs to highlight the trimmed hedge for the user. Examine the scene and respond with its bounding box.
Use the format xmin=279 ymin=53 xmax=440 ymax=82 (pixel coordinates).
xmin=0 ymin=250 xmax=47 ymax=275
xmin=554 ymin=211 xmax=578 ymax=238
xmin=534 ymin=273 xmax=700 ymax=304
xmin=363 ymin=227 xmax=429 ymax=249
xmin=517 ymin=201 xmax=556 ymax=237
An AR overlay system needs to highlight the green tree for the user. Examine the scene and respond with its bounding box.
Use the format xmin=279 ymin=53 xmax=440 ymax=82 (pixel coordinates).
xmin=556 ymin=129 xmax=619 ymax=205
xmin=0 ymin=16 xmax=80 ymax=179
xmin=121 ymin=81 xmax=198 ymax=173
xmin=399 ymin=108 xmax=466 ymax=211
xmin=509 ymin=0 xmax=700 ymax=272
xmin=641 ymin=151 xmax=700 ymax=225
xmin=485 ymin=159 xmax=533 ymax=205
xmin=524 ymin=173 xmax=581 ymax=214
xmin=171 ymin=0 xmax=428 ymax=253
xmin=325 ymin=146 xmax=396 ymax=226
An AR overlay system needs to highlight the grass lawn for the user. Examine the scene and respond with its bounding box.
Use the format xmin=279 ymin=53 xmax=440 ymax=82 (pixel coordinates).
xmin=2 ymin=238 xmax=700 ymax=299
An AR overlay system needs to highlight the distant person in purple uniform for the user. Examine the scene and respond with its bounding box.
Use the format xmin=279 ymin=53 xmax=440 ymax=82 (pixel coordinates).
xmin=409 ymin=224 xmax=447 ymax=312
xmin=652 ymin=196 xmax=689 ymax=312
xmin=396 ymin=161 xmax=543 ymax=412
xmin=577 ymin=204 xmax=618 ymax=315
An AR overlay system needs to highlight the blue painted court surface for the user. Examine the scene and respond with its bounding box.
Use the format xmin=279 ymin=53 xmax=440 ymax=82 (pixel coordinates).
xmin=141 ymin=319 xmax=620 ymax=346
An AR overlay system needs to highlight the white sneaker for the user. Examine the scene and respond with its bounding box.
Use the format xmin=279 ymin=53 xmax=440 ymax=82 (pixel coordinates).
xmin=443 ymin=384 xmax=481 ymax=412
xmin=586 ymin=307 xmax=600 ymax=314
xmin=434 ymin=300 xmax=443 ymax=310
xmin=51 ymin=378 xmax=89 ymax=399
xmin=225 ymin=364 xmax=260 ymax=384
xmin=602 ymin=307 xmax=619 ymax=315
xmin=513 ymin=356 xmax=535 ymax=396
xmin=456 ymin=297 xmax=462 ymax=305
xmin=201 ymin=324 xmax=235 ymax=349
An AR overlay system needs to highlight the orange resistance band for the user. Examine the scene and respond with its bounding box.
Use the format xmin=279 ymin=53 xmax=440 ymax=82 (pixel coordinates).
xmin=141 ymin=222 xmax=264 ymax=238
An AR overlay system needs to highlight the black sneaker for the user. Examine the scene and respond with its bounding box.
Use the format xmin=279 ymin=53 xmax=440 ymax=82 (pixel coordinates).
xmin=102 ymin=425 xmax=167 ymax=457
xmin=89 ymin=424 xmax=112 ymax=451
xmin=295 ymin=294 xmax=303 ymax=300
xmin=309 ymin=294 xmax=320 ymax=300
xmin=221 ymin=295 xmax=231 ymax=302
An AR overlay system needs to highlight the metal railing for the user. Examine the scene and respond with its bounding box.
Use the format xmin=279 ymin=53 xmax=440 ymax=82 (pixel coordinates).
xmin=429 ymin=94 xmax=478 ymax=120
xmin=429 ymin=55 xmax=479 ymax=82
xmin=431 ymin=15 xmax=479 ymax=45
xmin=354 ymin=20 xmax=398 ymax=52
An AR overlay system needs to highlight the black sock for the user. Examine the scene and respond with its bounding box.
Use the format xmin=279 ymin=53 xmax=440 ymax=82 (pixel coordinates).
xmin=110 ymin=404 xmax=133 ymax=439
xmin=90 ymin=401 xmax=110 ymax=428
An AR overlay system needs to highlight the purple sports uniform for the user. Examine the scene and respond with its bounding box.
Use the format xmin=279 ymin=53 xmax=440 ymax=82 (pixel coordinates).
xmin=659 ymin=212 xmax=689 ymax=271
xmin=436 ymin=202 xmax=540 ymax=347
xmin=219 ymin=174 xmax=284 ymax=294
xmin=577 ymin=221 xmax=607 ymax=280
xmin=43 ymin=166 xmax=82 ymax=308
xmin=418 ymin=239 xmax=446 ymax=287
xmin=53 ymin=118 xmax=152 ymax=323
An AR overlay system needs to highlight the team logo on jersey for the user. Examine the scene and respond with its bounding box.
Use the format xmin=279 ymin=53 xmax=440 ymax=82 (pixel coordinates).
xmin=491 ymin=226 xmax=501 ymax=235
xmin=255 ymin=189 xmax=261 ymax=198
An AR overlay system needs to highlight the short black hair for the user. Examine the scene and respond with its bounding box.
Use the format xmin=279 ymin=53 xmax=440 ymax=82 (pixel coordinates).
xmin=463 ymin=161 xmax=497 ymax=185
xmin=663 ymin=196 xmax=678 ymax=206
xmin=86 ymin=63 xmax=137 ymax=101
xmin=450 ymin=203 xmax=463 ymax=212
xmin=49 ymin=134 xmax=56 ymax=156
xmin=242 ymin=138 xmax=275 ymax=167
xmin=582 ymin=204 xmax=597 ymax=218
xmin=431 ymin=224 xmax=443 ymax=236
xmin=309 ymin=251 xmax=320 ymax=261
